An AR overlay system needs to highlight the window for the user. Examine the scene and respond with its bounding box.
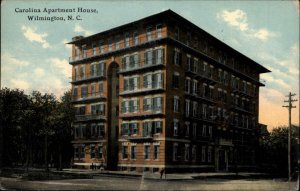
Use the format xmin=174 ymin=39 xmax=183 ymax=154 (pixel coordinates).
xmin=207 ymin=147 xmax=212 ymax=162
xmin=192 ymin=145 xmax=197 ymax=161
xmin=80 ymin=65 xmax=85 ymax=79
xmin=224 ymin=71 xmax=228 ymax=85
xmin=154 ymin=121 xmax=162 ymax=134
xmin=90 ymin=62 xmax=105 ymax=77
xmin=115 ymin=35 xmax=120 ymax=50
xmin=172 ymin=73 xmax=179 ymax=88
xmin=202 ymin=125 xmax=206 ymax=137
xmin=193 ymin=123 xmax=197 ymax=138
xmin=185 ymin=122 xmax=190 ymax=137
xmin=201 ymin=146 xmax=206 ymax=162
xmin=173 ymin=119 xmax=179 ymax=136
xmin=218 ymin=69 xmax=223 ymax=83
xmin=175 ymin=27 xmax=179 ymax=40
xmin=108 ymin=38 xmax=112 ymax=51
xmin=153 ymin=97 xmax=162 ymax=112
xmin=185 ymin=78 xmax=191 ymax=93
xmin=125 ymin=32 xmax=130 ymax=47
xmin=153 ymin=72 xmax=163 ymax=88
xmin=156 ymin=24 xmax=162 ymax=38
xmin=74 ymin=145 xmax=85 ymax=159
xmin=91 ymin=84 xmax=96 ymax=96
xmin=90 ymin=145 xmax=95 ymax=159
xmin=99 ymin=40 xmax=104 ymax=53
xmin=75 ymin=106 xmax=86 ymax=115
xmin=192 ymin=80 xmax=198 ymax=95
xmin=173 ymin=144 xmax=178 ymax=161
xmin=92 ymin=43 xmax=96 ymax=55
xmin=144 ymin=74 xmax=152 ymax=89
xmin=208 ymin=126 xmax=212 ymax=138
xmin=91 ymin=123 xmax=105 ymax=137
xmin=131 ymin=146 xmax=136 ymax=160
xmin=193 ymin=59 xmax=198 ymax=73
xmin=123 ymin=54 xmax=139 ymax=69
xmin=121 ymin=123 xmax=138 ymax=136
xmin=145 ymin=51 xmax=153 ymax=65
xmin=75 ymin=46 xmax=80 ymax=60
xmin=185 ymin=99 xmax=190 ymax=117
xmin=144 ymin=145 xmax=150 ymax=159
xmin=186 ymin=55 xmax=191 ymax=71
xmin=155 ymin=48 xmax=164 ymax=65
xmin=99 ymin=82 xmax=103 ymax=96
xmin=193 ymin=101 xmax=198 ymax=117
xmin=143 ymin=121 xmax=152 ymax=137
xmin=202 ymin=104 xmax=207 ymax=119
xmin=82 ymin=45 xmax=87 ymax=58
xmin=81 ymin=86 xmax=88 ymax=98
xmin=73 ymin=87 xmax=78 ymax=98
xmin=154 ymin=145 xmax=160 ymax=160
xmin=133 ymin=31 xmax=138 ymax=45
xmin=98 ymin=145 xmax=103 ymax=159
xmin=91 ymin=103 xmax=105 ymax=115
xmin=174 ymin=50 xmax=182 ymax=65
xmin=74 ymin=66 xmax=79 ymax=80
xmin=146 ymin=27 xmax=152 ymax=41
xmin=173 ymin=96 xmax=180 ymax=112
xmin=122 ymin=146 xmax=128 ymax=159
xmin=143 ymin=97 xmax=152 ymax=111
xmin=185 ymin=144 xmax=190 ymax=161
xmin=123 ymin=76 xmax=139 ymax=91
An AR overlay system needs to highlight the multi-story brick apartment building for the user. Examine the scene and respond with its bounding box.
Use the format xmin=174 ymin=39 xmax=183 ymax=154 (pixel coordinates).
xmin=68 ymin=10 xmax=270 ymax=172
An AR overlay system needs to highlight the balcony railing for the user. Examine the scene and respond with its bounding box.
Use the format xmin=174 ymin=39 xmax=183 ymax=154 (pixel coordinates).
xmin=119 ymin=57 xmax=164 ymax=73
xmin=71 ymin=73 xmax=105 ymax=83
xmin=75 ymin=113 xmax=106 ymax=122
xmin=120 ymin=106 xmax=164 ymax=118
xmin=72 ymin=93 xmax=106 ymax=103
xmin=69 ymin=29 xmax=167 ymax=63
xmin=126 ymin=135 xmax=153 ymax=142
xmin=120 ymin=82 xmax=164 ymax=96
xmin=185 ymin=91 xmax=216 ymax=104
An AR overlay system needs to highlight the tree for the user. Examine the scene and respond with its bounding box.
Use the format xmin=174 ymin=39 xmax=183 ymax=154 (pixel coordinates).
xmin=0 ymin=88 xmax=30 ymax=167
xmin=0 ymin=88 xmax=74 ymax=171
xmin=260 ymin=126 xmax=299 ymax=177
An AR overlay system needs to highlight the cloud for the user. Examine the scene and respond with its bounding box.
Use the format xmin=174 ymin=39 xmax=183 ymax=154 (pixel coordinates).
xmin=261 ymin=74 xmax=290 ymax=90
xmin=21 ymin=26 xmax=50 ymax=48
xmin=2 ymin=52 xmax=30 ymax=66
xmin=253 ymin=29 xmax=276 ymax=41
xmin=217 ymin=9 xmax=277 ymax=41
xmin=10 ymin=79 xmax=30 ymax=90
xmin=48 ymin=58 xmax=71 ymax=78
xmin=34 ymin=68 xmax=45 ymax=77
xmin=217 ymin=9 xmax=248 ymax=31
xmin=74 ymin=24 xmax=93 ymax=36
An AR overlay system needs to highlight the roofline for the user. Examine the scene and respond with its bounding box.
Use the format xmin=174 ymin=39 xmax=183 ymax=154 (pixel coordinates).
xmin=67 ymin=9 xmax=270 ymax=73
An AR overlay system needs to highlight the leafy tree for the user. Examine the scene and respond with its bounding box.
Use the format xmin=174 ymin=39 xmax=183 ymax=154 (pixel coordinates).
xmin=0 ymin=88 xmax=74 ymax=171
xmin=259 ymin=126 xmax=299 ymax=177
xmin=0 ymin=88 xmax=30 ymax=167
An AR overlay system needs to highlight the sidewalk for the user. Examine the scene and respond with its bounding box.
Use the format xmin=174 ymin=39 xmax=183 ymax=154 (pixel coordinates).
xmin=60 ymin=168 xmax=271 ymax=181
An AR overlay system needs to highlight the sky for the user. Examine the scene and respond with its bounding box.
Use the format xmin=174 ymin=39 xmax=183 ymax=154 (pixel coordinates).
xmin=1 ymin=0 xmax=299 ymax=131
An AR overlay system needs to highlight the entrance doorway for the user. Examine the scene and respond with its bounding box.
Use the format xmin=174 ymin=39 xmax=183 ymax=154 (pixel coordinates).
xmin=218 ymin=150 xmax=227 ymax=171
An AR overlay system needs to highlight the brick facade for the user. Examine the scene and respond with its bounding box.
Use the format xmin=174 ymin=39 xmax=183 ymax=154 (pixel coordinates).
xmin=68 ymin=10 xmax=270 ymax=172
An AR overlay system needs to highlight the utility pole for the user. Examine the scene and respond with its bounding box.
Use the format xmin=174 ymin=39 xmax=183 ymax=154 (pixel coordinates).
xmin=282 ymin=92 xmax=297 ymax=182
